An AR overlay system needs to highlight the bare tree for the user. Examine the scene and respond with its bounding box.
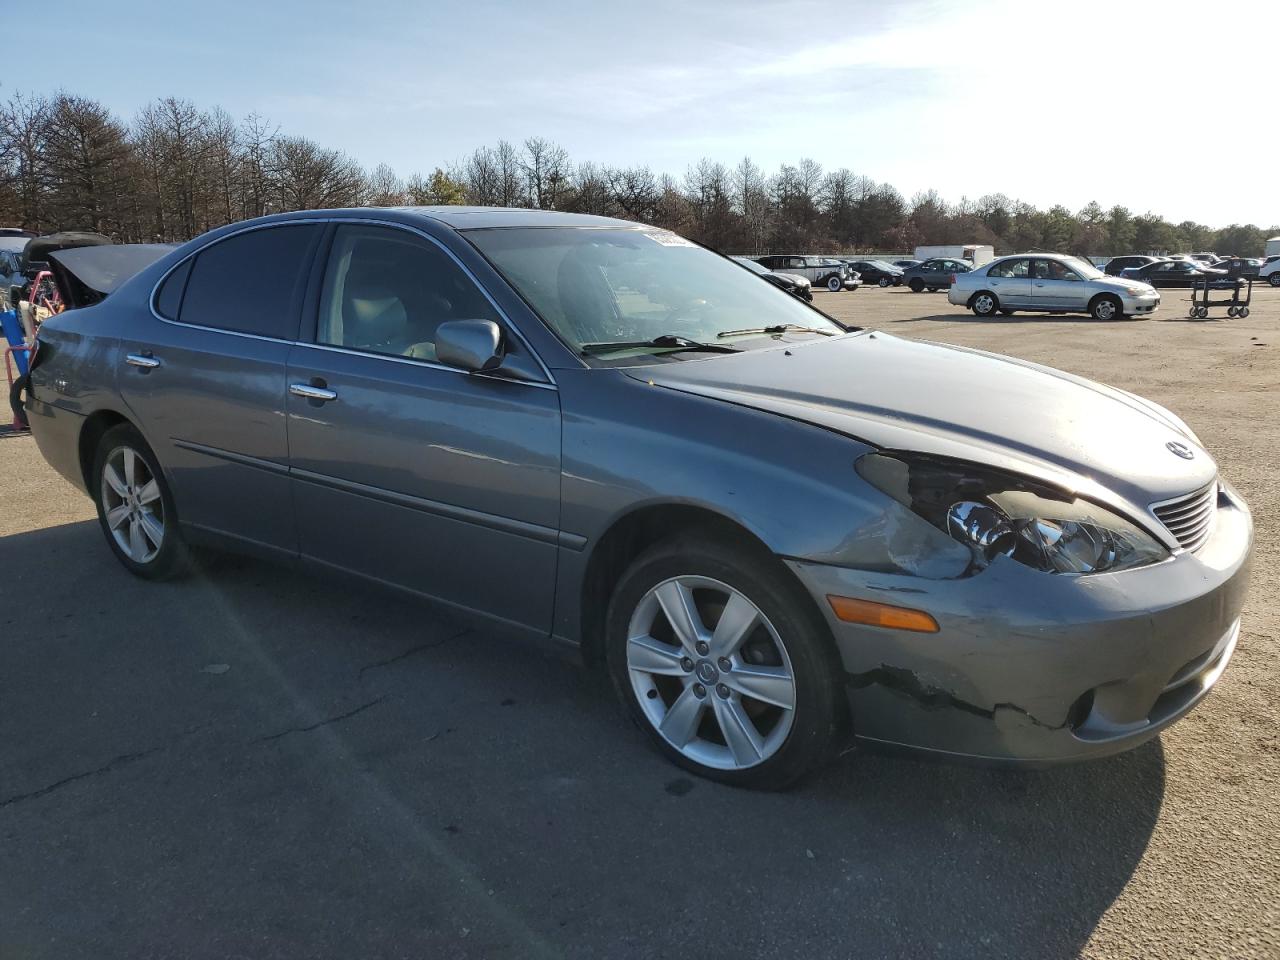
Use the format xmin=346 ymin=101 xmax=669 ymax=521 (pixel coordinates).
xmin=521 ymin=136 xmax=570 ymax=209
xmin=364 ymin=162 xmax=404 ymax=206
xmin=43 ymin=94 xmax=133 ymax=235
xmin=268 ymin=135 xmax=364 ymax=210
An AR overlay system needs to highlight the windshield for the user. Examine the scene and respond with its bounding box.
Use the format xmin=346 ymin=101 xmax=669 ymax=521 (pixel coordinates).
xmin=1064 ymin=256 xmax=1104 ymax=279
xmin=466 ymin=227 xmax=844 ymax=354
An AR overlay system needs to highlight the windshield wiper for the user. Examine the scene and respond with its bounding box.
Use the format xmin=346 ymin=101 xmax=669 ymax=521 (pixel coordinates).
xmin=715 ymin=323 xmax=837 ymax=339
xmin=580 ymin=335 xmax=742 ymax=356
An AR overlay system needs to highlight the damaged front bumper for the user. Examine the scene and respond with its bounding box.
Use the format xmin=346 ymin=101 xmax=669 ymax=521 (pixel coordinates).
xmin=786 ymin=483 xmax=1252 ymax=764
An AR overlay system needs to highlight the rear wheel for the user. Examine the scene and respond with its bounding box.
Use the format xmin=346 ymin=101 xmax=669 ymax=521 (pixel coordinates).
xmin=92 ymin=424 xmax=190 ymax=580
xmin=971 ymin=292 xmax=998 ymax=317
xmin=605 ymin=535 xmax=844 ymax=790
xmin=908 ymin=278 xmax=924 ymax=293
xmin=1269 ymin=273 xmax=1280 ymax=287
xmin=877 ymin=277 xmax=891 ymax=287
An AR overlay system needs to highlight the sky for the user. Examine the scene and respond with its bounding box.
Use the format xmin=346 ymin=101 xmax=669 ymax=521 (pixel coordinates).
xmin=17 ymin=0 xmax=1277 ymax=227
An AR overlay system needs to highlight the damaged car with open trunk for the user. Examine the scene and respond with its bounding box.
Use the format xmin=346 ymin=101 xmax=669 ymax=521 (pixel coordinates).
xmin=22 ymin=207 xmax=1253 ymax=789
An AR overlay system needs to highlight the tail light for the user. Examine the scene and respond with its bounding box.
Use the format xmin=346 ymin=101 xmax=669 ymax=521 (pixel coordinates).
xmin=949 ymin=273 xmax=957 ymax=284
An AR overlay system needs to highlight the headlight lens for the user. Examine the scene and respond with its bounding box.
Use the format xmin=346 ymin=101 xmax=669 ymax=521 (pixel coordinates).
xmin=858 ymin=453 xmax=1168 ymax=575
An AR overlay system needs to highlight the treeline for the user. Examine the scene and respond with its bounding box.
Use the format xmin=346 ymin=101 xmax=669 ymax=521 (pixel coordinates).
xmin=1 ymin=90 xmax=1275 ymax=257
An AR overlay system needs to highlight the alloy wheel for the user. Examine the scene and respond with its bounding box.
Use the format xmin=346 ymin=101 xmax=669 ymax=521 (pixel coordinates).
xmin=101 ymin=446 xmax=164 ymax=563
xmin=625 ymin=575 xmax=796 ymax=770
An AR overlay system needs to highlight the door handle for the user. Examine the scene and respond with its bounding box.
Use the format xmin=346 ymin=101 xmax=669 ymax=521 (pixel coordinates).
xmin=1035 ymin=282 xmax=1046 ymax=287
xmin=289 ymin=383 xmax=338 ymax=402
xmin=126 ymin=353 xmax=160 ymax=369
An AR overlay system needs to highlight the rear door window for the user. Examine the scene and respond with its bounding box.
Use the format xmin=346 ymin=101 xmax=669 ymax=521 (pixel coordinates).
xmin=177 ymin=225 xmax=322 ymax=340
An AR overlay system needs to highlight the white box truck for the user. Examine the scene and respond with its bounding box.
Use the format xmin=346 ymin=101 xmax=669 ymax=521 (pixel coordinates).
xmin=913 ymin=244 xmax=995 ymax=266
xmin=1265 ymin=236 xmax=1280 ymax=257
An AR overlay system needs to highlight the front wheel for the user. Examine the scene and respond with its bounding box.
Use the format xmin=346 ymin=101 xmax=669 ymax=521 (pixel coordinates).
xmin=827 ymin=276 xmax=843 ymax=292
xmin=605 ymin=535 xmax=844 ymax=790
xmin=1090 ymin=295 xmax=1122 ymax=321
xmin=1269 ymin=273 xmax=1280 ymax=287
xmin=92 ymin=424 xmax=190 ymax=580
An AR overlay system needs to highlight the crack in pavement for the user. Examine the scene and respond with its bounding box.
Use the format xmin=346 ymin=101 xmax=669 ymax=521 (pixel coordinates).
xmin=357 ymin=628 xmax=472 ymax=680
xmin=252 ymin=696 xmax=387 ymax=744
xmin=0 ymin=746 xmax=163 ymax=808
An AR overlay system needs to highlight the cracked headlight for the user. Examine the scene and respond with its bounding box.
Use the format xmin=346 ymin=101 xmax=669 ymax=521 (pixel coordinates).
xmin=858 ymin=453 xmax=1168 ymax=575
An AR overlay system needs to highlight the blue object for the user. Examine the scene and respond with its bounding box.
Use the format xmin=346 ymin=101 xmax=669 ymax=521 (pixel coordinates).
xmin=1 ymin=308 xmax=28 ymax=374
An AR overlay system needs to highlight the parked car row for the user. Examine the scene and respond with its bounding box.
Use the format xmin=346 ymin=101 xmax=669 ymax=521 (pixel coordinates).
xmin=731 ymin=256 xmax=813 ymax=301
xmin=1104 ymin=251 xmax=1278 ymax=287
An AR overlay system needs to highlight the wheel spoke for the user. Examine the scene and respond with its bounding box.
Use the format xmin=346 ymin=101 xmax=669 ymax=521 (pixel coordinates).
xmin=138 ymin=511 xmax=164 ymax=550
xmin=123 ymin=448 xmax=138 ymax=488
xmin=128 ymin=516 xmax=147 ymax=559
xmin=725 ymin=664 xmax=795 ymax=710
xmin=106 ymin=503 xmax=131 ymax=530
xmin=713 ymin=697 xmax=763 ymax=766
xmin=103 ymin=464 xmax=128 ymax=498
xmin=655 ymin=580 xmax=704 ymax=654
xmin=137 ymin=478 xmax=160 ymax=505
xmin=658 ymin=686 xmax=704 ymax=748
xmin=627 ymin=634 xmax=687 ymax=676
xmin=711 ymin=592 xmax=758 ymax=658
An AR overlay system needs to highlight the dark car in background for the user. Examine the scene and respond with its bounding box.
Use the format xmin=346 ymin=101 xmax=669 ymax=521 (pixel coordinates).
xmin=1122 ymin=259 xmax=1231 ymax=288
xmin=843 ymin=259 xmax=903 ymax=287
xmin=732 ymin=256 xmax=813 ymax=301
xmin=756 ymin=255 xmax=856 ymax=292
xmin=891 ymin=259 xmax=920 ymax=269
xmin=902 ymin=257 xmax=971 ymax=292
xmin=1105 ymin=255 xmax=1166 ymax=276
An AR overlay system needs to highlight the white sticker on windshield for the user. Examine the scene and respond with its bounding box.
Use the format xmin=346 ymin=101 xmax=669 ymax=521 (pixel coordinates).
xmin=644 ymin=230 xmax=696 ymax=247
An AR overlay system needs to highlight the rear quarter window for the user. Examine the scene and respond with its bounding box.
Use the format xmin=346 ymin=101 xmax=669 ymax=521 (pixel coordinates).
xmin=175 ymin=224 xmax=322 ymax=339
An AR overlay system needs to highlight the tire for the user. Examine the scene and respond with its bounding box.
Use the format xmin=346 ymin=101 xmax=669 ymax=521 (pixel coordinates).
xmin=970 ymin=291 xmax=998 ymax=317
xmin=1269 ymin=273 xmax=1280 ymax=287
xmin=1227 ymin=306 xmax=1238 ymax=318
xmin=604 ymin=533 xmax=844 ymax=790
xmin=91 ymin=423 xmax=190 ymax=580
xmin=1196 ymin=306 xmax=1209 ymax=319
xmin=827 ymin=275 xmax=843 ymax=292
xmin=908 ymin=278 xmax=924 ymax=293
xmin=1238 ymin=307 xmax=1249 ymax=318
xmin=1090 ymin=295 xmax=1122 ymax=321
xmin=878 ymin=277 xmax=891 ymax=287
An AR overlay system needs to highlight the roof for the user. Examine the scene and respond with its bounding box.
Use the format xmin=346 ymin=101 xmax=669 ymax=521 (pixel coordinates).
xmin=389 ymin=205 xmax=638 ymax=230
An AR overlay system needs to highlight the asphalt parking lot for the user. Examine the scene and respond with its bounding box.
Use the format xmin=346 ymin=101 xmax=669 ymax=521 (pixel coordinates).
xmin=2 ymin=286 xmax=1277 ymax=959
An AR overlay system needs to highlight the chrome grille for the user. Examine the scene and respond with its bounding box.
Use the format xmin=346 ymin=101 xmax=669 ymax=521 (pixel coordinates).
xmin=1151 ymin=481 xmax=1217 ymax=552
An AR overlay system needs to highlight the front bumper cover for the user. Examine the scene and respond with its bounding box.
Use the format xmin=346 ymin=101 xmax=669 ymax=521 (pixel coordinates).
xmin=786 ymin=483 xmax=1252 ymax=764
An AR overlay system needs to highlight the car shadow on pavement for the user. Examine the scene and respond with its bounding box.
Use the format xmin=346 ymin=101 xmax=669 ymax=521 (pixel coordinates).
xmin=897 ymin=313 xmax=1132 ymax=324
xmin=0 ymin=520 xmax=1164 ymax=959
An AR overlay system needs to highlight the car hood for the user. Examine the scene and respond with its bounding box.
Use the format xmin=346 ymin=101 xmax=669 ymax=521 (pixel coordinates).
xmin=626 ymin=332 xmax=1215 ymax=517
xmin=1095 ymin=275 xmax=1156 ymax=295
xmin=773 ymin=272 xmax=810 ymax=286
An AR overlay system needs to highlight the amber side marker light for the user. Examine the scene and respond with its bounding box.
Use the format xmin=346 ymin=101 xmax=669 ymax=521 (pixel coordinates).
xmin=826 ymin=596 xmax=940 ymax=633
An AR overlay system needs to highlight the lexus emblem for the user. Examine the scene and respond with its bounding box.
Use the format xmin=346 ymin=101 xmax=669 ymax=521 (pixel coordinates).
xmin=1166 ymin=441 xmax=1195 ymax=460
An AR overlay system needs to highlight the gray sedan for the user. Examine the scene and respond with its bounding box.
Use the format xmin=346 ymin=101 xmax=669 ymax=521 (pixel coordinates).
xmin=24 ymin=208 xmax=1251 ymax=789
xmin=950 ymin=254 xmax=1161 ymax=320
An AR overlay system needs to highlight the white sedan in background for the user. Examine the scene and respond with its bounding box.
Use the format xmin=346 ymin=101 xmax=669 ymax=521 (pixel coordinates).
xmin=950 ymin=254 xmax=1160 ymax=321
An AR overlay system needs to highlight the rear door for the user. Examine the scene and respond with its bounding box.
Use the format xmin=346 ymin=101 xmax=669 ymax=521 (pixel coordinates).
xmin=119 ymin=223 xmax=323 ymax=555
xmin=984 ymin=257 xmax=1033 ymax=307
xmin=284 ymin=222 xmax=562 ymax=633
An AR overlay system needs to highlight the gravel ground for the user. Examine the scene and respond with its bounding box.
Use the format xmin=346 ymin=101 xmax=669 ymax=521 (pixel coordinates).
xmin=1 ymin=285 xmax=1276 ymax=959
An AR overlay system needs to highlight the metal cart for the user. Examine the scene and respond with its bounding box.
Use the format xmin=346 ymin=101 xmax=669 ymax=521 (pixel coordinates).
xmin=1187 ymin=277 xmax=1251 ymax=320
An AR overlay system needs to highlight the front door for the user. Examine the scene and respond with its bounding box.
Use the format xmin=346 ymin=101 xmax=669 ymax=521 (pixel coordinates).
xmin=285 ymin=223 xmax=562 ymax=633
xmin=118 ymin=223 xmax=324 ymax=555
xmin=1031 ymin=258 xmax=1089 ymax=310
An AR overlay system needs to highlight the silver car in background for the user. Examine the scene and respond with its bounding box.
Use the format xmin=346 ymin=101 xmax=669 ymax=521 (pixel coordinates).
xmin=950 ymin=254 xmax=1161 ymax=320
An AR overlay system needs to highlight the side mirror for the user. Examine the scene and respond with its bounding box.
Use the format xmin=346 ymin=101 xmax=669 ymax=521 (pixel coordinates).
xmin=435 ymin=319 xmax=504 ymax=373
